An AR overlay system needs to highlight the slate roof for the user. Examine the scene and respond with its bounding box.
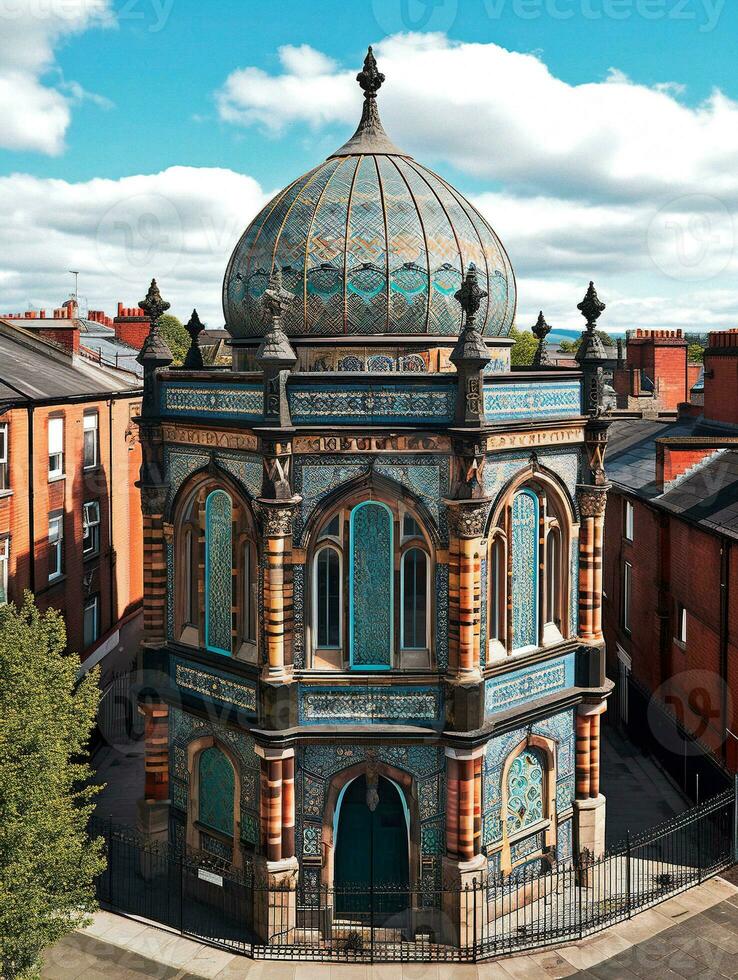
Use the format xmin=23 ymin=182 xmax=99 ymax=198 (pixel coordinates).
xmin=0 ymin=326 xmax=141 ymax=403
xmin=607 ymin=416 xmax=738 ymax=539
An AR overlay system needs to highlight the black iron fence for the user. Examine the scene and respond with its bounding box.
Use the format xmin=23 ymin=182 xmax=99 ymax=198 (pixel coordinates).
xmin=91 ymin=785 xmax=737 ymax=963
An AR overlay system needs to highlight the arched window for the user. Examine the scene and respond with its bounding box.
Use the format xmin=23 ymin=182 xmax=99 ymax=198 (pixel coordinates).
xmin=506 ymin=747 xmax=545 ymax=835
xmin=315 ymin=546 xmax=341 ymax=649
xmin=242 ymin=540 xmax=257 ymax=644
xmin=401 ymin=548 xmax=428 ymax=650
xmin=489 ymin=535 xmax=505 ymax=646
xmin=184 ymin=527 xmax=194 ymax=624
xmin=511 ymin=489 xmax=540 ymax=651
xmin=198 ymin=745 xmax=235 ymax=838
xmin=350 ymin=502 xmax=393 ymax=669
xmin=205 ymin=489 xmax=233 ymax=656
xmin=546 ymin=525 xmax=562 ymax=631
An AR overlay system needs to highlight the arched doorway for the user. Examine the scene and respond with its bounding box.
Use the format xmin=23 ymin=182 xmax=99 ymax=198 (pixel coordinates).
xmin=334 ymin=774 xmax=410 ymax=921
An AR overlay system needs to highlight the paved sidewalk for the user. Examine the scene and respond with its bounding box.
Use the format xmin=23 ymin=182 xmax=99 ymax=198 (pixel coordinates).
xmin=42 ymin=874 xmax=738 ymax=979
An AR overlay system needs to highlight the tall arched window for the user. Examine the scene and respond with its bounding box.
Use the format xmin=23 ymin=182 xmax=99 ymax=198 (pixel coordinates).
xmin=350 ymin=501 xmax=394 ymax=669
xmin=511 ymin=489 xmax=540 ymax=651
xmin=198 ymin=745 xmax=235 ymax=838
xmin=489 ymin=535 xmax=505 ymax=647
xmin=242 ymin=540 xmax=257 ymax=644
xmin=184 ymin=527 xmax=194 ymax=624
xmin=315 ymin=546 xmax=341 ymax=649
xmin=546 ymin=526 xmax=562 ymax=631
xmin=401 ymin=548 xmax=428 ymax=650
xmin=205 ymin=489 xmax=233 ymax=656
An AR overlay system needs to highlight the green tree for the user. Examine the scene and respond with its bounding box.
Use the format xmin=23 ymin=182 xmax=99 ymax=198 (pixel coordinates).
xmin=509 ymin=326 xmax=539 ymax=366
xmin=158 ymin=313 xmax=189 ymax=366
xmin=558 ymin=332 xmax=614 ymax=355
xmin=687 ymin=343 xmax=704 ymax=363
xmin=0 ymin=595 xmax=104 ymax=980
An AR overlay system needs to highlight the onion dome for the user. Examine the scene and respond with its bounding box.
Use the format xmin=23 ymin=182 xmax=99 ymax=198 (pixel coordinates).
xmin=223 ymin=47 xmax=516 ymax=339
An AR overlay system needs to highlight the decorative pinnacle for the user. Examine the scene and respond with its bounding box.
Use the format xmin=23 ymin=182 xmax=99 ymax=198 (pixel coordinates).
xmin=357 ymin=45 xmax=384 ymax=98
xmin=139 ymin=278 xmax=170 ymax=324
xmin=183 ymin=309 xmax=204 ymax=370
xmin=454 ymin=263 xmax=488 ymax=326
xmin=577 ymin=281 xmax=606 ymax=330
xmin=532 ymin=311 xmax=551 ymax=343
xmin=263 ymin=266 xmax=296 ymax=323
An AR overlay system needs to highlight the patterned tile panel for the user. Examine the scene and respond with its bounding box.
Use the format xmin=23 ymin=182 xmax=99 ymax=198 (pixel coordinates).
xmin=484 ymin=652 xmax=575 ymax=716
xmin=288 ymin=384 xmax=455 ymax=425
xmin=160 ymin=382 xmax=263 ymax=420
xmin=482 ymin=449 xmax=580 ymax=519
xmin=298 ymin=685 xmax=443 ymax=727
xmin=483 ymin=382 xmax=581 ymax=422
xmin=173 ymin=660 xmax=257 ymax=714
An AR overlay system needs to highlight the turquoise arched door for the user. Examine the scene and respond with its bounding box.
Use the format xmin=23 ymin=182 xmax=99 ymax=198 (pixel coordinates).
xmin=334 ymin=775 xmax=410 ymax=920
xmin=349 ymin=502 xmax=393 ymax=669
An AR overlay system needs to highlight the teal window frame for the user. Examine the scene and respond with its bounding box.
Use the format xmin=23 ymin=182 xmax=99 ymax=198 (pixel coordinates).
xmin=204 ymin=489 xmax=233 ymax=656
xmin=349 ymin=500 xmax=394 ymax=671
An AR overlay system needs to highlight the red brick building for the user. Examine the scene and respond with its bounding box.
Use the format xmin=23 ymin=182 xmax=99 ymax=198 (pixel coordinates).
xmin=0 ymin=316 xmax=144 ymax=674
xmin=612 ymin=329 xmax=702 ymax=415
xmin=603 ymin=329 xmax=738 ymax=786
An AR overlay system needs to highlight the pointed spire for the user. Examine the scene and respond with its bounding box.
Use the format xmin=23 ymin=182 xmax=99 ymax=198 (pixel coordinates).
xmin=450 ymin=264 xmax=491 ymax=425
xmin=575 ymin=280 xmax=609 ymax=416
xmin=136 ymin=278 xmax=172 ymax=367
xmin=454 ymin=264 xmax=487 ymax=330
xmin=257 ymin=267 xmax=297 ymax=368
xmin=183 ymin=309 xmax=204 ymax=370
xmin=532 ymin=311 xmax=552 ymax=367
xmin=329 ymin=45 xmax=408 ymax=158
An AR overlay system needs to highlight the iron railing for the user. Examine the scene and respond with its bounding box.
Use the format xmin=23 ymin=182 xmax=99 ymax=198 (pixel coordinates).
xmin=90 ymin=784 xmax=737 ymax=962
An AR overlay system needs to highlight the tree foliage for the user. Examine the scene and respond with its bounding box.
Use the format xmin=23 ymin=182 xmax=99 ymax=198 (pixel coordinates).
xmin=0 ymin=595 xmax=104 ymax=980
xmin=509 ymin=326 xmax=539 ymax=366
xmin=687 ymin=343 xmax=704 ymax=364
xmin=158 ymin=313 xmax=189 ymax=366
xmin=558 ymin=331 xmax=615 ymax=354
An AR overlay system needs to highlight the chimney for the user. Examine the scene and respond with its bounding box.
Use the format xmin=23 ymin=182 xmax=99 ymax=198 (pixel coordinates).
xmin=703 ymin=329 xmax=738 ymax=426
xmin=614 ymin=329 xmax=689 ymax=412
xmin=113 ymin=302 xmax=152 ymax=349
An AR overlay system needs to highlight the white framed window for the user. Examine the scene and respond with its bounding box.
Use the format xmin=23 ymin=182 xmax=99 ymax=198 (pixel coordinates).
xmin=622 ymin=561 xmax=632 ymax=633
xmin=624 ymin=499 xmax=634 ymax=541
xmin=82 ymin=500 xmax=101 ymax=556
xmin=676 ymin=602 xmax=687 ymax=645
xmin=314 ymin=545 xmax=341 ymax=649
xmin=489 ymin=535 xmax=505 ymax=643
xmin=401 ymin=547 xmax=429 ymax=650
xmin=243 ymin=541 xmax=257 ymax=643
xmin=0 ymin=422 xmax=8 ymax=491
xmin=546 ymin=526 xmax=562 ymax=629
xmin=48 ymin=417 xmax=64 ymax=479
xmin=0 ymin=537 xmax=8 ymax=605
xmin=83 ymin=594 xmax=99 ymax=648
xmin=83 ymin=411 xmax=99 ymax=469
xmin=48 ymin=512 xmax=64 ymax=580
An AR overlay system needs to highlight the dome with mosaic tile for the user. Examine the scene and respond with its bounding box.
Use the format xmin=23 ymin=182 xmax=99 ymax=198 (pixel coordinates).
xmin=223 ymin=47 xmax=517 ymax=340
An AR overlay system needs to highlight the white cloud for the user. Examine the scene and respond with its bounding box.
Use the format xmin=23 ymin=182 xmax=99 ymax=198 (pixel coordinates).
xmin=0 ymin=166 xmax=268 ymax=324
xmin=0 ymin=0 xmax=114 ymax=154
xmin=216 ymin=33 xmax=738 ymax=206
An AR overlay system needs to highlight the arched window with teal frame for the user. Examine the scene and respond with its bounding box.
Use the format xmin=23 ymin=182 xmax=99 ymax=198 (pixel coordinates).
xmin=349 ymin=501 xmax=393 ymax=669
xmin=198 ymin=745 xmax=235 ymax=837
xmin=205 ymin=489 xmax=233 ymax=655
xmin=506 ymin=746 xmax=545 ymax=835
xmin=511 ymin=488 xmax=539 ymax=650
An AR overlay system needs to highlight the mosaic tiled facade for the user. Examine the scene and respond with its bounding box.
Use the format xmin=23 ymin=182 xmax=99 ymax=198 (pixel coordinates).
xmin=137 ymin=47 xmax=611 ymax=947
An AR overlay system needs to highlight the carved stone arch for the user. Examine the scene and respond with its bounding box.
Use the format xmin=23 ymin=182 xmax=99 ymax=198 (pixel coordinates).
xmin=301 ymin=469 xmax=441 ymax=552
xmin=186 ymin=734 xmax=243 ymax=870
xmin=167 ymin=461 xmax=259 ymax=533
xmin=485 ymin=464 xmax=577 ymax=537
xmin=320 ymin=759 xmax=421 ymax=889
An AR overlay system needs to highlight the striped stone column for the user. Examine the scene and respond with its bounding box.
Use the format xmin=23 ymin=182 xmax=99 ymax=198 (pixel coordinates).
xmin=445 ymin=746 xmax=486 ymax=862
xmin=257 ymin=498 xmax=300 ymax=682
xmin=577 ymin=486 xmax=608 ymax=643
xmin=576 ymin=703 xmax=607 ymax=800
xmin=140 ymin=702 xmax=169 ymax=802
xmin=256 ymin=745 xmax=296 ymax=863
xmin=446 ymin=500 xmax=490 ymax=680
xmin=141 ymin=485 xmax=169 ymax=647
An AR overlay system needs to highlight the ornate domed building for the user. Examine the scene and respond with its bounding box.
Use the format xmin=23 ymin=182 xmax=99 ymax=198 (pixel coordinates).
xmin=135 ymin=48 xmax=612 ymax=954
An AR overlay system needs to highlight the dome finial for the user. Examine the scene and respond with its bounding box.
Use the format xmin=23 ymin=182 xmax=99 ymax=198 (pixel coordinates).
xmin=357 ymin=45 xmax=385 ymax=99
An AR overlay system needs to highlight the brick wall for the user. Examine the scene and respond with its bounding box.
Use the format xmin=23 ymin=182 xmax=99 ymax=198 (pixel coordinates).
xmin=704 ymin=329 xmax=738 ymax=426
xmin=0 ymin=394 xmax=143 ymax=659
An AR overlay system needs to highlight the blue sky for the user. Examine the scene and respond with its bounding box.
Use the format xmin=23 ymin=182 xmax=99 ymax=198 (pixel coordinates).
xmin=0 ymin=0 xmax=736 ymax=330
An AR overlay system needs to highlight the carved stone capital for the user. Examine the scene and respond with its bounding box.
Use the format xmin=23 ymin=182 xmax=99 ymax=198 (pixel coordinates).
xmin=576 ymin=485 xmax=610 ymax=519
xmin=445 ymin=498 xmax=491 ymax=538
xmin=255 ymin=497 xmax=302 ymax=537
xmin=140 ymin=484 xmax=168 ymax=517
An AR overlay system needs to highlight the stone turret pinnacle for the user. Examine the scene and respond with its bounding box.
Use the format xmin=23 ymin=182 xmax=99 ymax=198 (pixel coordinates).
xmin=576 ymin=281 xmax=609 ymax=416
xmin=532 ymin=311 xmax=552 ymax=367
xmin=329 ymin=46 xmax=408 ymax=158
xmin=257 ymin=267 xmax=297 ymax=427
xmin=451 ymin=264 xmax=491 ymax=425
xmin=183 ymin=309 xmax=205 ymax=370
